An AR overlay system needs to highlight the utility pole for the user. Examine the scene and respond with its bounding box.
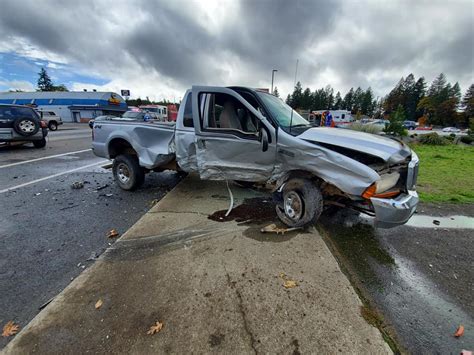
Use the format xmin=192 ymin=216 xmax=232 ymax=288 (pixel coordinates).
xmin=271 ymin=69 xmax=278 ymax=94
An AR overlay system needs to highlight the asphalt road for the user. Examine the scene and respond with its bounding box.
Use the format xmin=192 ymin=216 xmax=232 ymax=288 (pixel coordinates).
xmin=320 ymin=204 xmax=474 ymax=353
xmin=0 ymin=125 xmax=181 ymax=348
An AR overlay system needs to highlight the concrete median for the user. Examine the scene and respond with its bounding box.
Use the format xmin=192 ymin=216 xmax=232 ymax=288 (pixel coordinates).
xmin=4 ymin=175 xmax=391 ymax=354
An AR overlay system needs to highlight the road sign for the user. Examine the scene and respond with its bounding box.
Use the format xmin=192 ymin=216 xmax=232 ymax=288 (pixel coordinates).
xmin=121 ymin=90 xmax=130 ymax=97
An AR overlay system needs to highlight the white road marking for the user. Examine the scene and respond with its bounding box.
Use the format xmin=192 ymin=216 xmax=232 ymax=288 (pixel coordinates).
xmin=0 ymin=160 xmax=107 ymax=194
xmin=0 ymin=149 xmax=92 ymax=169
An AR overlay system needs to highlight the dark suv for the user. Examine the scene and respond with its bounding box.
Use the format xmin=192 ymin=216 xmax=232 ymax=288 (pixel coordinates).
xmin=0 ymin=104 xmax=48 ymax=148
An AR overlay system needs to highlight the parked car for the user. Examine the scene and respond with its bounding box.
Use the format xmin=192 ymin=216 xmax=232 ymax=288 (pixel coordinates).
xmin=442 ymin=127 xmax=461 ymax=133
xmin=37 ymin=110 xmax=63 ymax=131
xmin=366 ymin=119 xmax=390 ymax=130
xmin=0 ymin=104 xmax=48 ymax=148
xmin=93 ymin=86 xmax=419 ymax=229
xmin=415 ymin=126 xmax=432 ymax=130
xmin=403 ymin=121 xmax=417 ymax=130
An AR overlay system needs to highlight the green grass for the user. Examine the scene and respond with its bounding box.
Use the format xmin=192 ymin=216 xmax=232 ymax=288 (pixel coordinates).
xmin=411 ymin=144 xmax=474 ymax=203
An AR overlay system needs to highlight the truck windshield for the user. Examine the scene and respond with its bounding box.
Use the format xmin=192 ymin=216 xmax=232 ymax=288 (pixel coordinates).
xmin=256 ymin=92 xmax=310 ymax=134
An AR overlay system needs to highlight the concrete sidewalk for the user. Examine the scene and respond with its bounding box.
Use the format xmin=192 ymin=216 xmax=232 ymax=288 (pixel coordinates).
xmin=5 ymin=175 xmax=391 ymax=354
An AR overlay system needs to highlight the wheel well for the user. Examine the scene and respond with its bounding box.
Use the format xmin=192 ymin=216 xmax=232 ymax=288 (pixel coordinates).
xmin=48 ymin=120 xmax=57 ymax=125
xmin=108 ymin=138 xmax=137 ymax=159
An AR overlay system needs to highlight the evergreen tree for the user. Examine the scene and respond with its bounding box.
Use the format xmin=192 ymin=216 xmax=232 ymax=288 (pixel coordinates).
xmin=289 ymin=81 xmax=303 ymax=109
xmin=302 ymin=87 xmax=312 ymax=109
xmin=333 ymin=91 xmax=342 ymax=110
xmin=462 ymin=84 xmax=474 ymax=118
xmin=286 ymin=93 xmax=292 ymax=105
xmin=353 ymin=87 xmax=364 ymax=113
xmin=384 ymin=104 xmax=407 ymax=136
xmin=273 ymin=86 xmax=280 ymax=97
xmin=361 ymin=87 xmax=374 ymax=116
xmin=343 ymin=88 xmax=354 ymax=112
xmin=37 ymin=68 xmax=53 ymax=91
xmin=414 ymin=77 xmax=426 ymax=118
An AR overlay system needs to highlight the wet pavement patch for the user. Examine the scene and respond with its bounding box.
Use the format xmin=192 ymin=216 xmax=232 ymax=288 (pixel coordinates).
xmin=208 ymin=197 xmax=276 ymax=224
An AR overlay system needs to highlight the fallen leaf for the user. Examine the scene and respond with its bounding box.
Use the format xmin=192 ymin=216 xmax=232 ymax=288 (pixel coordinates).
xmin=2 ymin=321 xmax=20 ymax=337
xmin=279 ymin=272 xmax=286 ymax=279
xmin=147 ymin=321 xmax=164 ymax=335
xmin=454 ymin=325 xmax=464 ymax=337
xmin=106 ymin=229 xmax=119 ymax=238
xmin=283 ymin=280 xmax=297 ymax=289
xmin=95 ymin=299 xmax=103 ymax=309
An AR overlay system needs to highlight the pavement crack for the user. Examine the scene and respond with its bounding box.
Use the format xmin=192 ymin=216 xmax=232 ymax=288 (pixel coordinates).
xmin=225 ymin=272 xmax=258 ymax=354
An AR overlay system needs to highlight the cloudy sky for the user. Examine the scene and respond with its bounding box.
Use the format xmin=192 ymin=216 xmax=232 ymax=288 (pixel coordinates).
xmin=0 ymin=0 xmax=472 ymax=101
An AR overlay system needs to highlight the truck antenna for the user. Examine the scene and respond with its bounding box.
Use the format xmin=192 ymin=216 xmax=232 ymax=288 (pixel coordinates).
xmin=289 ymin=59 xmax=299 ymax=134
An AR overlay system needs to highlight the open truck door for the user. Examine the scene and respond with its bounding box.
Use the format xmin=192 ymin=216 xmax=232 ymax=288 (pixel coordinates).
xmin=191 ymin=86 xmax=277 ymax=181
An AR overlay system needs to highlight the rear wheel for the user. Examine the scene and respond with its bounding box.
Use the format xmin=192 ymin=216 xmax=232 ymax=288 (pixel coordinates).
xmin=112 ymin=154 xmax=145 ymax=191
xmin=48 ymin=121 xmax=58 ymax=131
xmin=276 ymin=178 xmax=323 ymax=228
xmin=33 ymin=138 xmax=47 ymax=148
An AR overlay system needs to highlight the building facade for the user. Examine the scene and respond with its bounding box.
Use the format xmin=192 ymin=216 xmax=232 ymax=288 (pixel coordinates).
xmin=0 ymin=91 xmax=128 ymax=123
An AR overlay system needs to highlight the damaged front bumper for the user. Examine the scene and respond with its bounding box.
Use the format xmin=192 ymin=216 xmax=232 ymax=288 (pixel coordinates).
xmin=371 ymin=190 xmax=418 ymax=228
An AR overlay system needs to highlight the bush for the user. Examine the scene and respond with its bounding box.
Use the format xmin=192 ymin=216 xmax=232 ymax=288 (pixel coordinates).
xmin=349 ymin=122 xmax=382 ymax=134
xmin=460 ymin=135 xmax=473 ymax=144
xmin=419 ymin=132 xmax=448 ymax=145
xmin=384 ymin=104 xmax=407 ymax=137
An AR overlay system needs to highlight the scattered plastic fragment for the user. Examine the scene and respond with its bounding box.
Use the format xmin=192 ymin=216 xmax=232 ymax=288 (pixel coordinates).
xmin=454 ymin=325 xmax=464 ymax=337
xmin=261 ymin=223 xmax=301 ymax=235
xmin=433 ymin=219 xmax=440 ymax=226
xmin=106 ymin=229 xmax=119 ymax=238
xmin=95 ymin=299 xmax=103 ymax=309
xmin=71 ymin=181 xmax=84 ymax=189
xmin=147 ymin=321 xmax=164 ymax=335
xmin=2 ymin=321 xmax=19 ymax=337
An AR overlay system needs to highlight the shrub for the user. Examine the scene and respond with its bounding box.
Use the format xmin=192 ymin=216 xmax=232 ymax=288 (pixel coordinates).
xmin=384 ymin=104 xmax=407 ymax=137
xmin=419 ymin=132 xmax=448 ymax=145
xmin=460 ymin=135 xmax=473 ymax=144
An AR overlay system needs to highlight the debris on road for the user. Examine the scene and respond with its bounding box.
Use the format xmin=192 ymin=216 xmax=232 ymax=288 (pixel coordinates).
xmin=71 ymin=181 xmax=84 ymax=189
xmin=2 ymin=321 xmax=20 ymax=337
xmin=261 ymin=223 xmax=301 ymax=234
xmin=283 ymin=280 xmax=298 ymax=289
xmin=147 ymin=321 xmax=164 ymax=335
xmin=150 ymin=198 xmax=160 ymax=207
xmin=38 ymin=297 xmax=55 ymax=310
xmin=433 ymin=219 xmax=440 ymax=226
xmin=279 ymin=272 xmax=298 ymax=289
xmin=106 ymin=229 xmax=119 ymax=238
xmin=95 ymin=184 xmax=109 ymax=191
xmin=454 ymin=325 xmax=465 ymax=337
xmin=95 ymin=299 xmax=103 ymax=309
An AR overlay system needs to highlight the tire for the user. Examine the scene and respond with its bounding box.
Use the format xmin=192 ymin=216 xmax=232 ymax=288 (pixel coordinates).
xmin=275 ymin=178 xmax=323 ymax=228
xmin=33 ymin=138 xmax=47 ymax=148
xmin=48 ymin=121 xmax=58 ymax=131
xmin=112 ymin=154 xmax=145 ymax=191
xmin=13 ymin=117 xmax=40 ymax=136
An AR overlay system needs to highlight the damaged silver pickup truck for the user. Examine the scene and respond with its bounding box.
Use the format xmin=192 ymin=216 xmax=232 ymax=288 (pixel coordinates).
xmin=92 ymin=86 xmax=419 ymax=228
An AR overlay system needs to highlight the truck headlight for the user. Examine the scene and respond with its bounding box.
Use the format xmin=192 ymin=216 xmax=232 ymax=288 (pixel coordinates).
xmin=362 ymin=172 xmax=400 ymax=199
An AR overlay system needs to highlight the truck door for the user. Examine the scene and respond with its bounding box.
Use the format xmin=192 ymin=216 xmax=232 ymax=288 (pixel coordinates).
xmin=191 ymin=86 xmax=276 ymax=182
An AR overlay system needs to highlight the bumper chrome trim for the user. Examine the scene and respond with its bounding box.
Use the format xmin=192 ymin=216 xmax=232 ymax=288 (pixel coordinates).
xmin=371 ymin=190 xmax=419 ymax=228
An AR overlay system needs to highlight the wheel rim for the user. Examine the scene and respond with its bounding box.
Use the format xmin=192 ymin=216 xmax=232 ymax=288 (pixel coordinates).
xmin=117 ymin=163 xmax=131 ymax=184
xmin=284 ymin=191 xmax=304 ymax=221
xmin=19 ymin=120 xmax=35 ymax=133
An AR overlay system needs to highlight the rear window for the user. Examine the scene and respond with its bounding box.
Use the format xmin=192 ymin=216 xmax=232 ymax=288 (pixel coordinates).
xmin=0 ymin=106 xmax=39 ymax=120
xmin=183 ymin=93 xmax=193 ymax=127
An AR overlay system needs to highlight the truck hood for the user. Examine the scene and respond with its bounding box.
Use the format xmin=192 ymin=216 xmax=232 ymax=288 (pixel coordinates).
xmin=297 ymin=127 xmax=411 ymax=163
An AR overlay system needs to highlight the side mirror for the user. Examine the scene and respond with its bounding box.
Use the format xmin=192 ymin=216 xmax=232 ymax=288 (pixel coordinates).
xmin=260 ymin=128 xmax=269 ymax=152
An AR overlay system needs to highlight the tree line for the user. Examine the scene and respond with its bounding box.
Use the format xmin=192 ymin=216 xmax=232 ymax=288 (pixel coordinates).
xmin=285 ymin=73 xmax=473 ymax=127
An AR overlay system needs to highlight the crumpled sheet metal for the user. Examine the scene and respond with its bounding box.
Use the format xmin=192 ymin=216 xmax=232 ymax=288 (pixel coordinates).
xmin=175 ymin=129 xmax=199 ymax=172
xmin=128 ymin=124 xmax=176 ymax=169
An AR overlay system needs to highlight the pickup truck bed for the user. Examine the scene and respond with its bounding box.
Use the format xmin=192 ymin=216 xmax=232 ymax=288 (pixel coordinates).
xmin=93 ymin=120 xmax=177 ymax=169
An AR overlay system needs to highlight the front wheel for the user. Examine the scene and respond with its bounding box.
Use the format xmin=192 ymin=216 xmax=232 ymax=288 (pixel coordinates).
xmin=33 ymin=138 xmax=47 ymax=148
xmin=112 ymin=154 xmax=145 ymax=191
xmin=276 ymin=178 xmax=323 ymax=228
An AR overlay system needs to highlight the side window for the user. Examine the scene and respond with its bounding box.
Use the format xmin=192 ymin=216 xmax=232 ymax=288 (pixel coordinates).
xmin=205 ymin=93 xmax=258 ymax=134
xmin=183 ymin=93 xmax=194 ymax=127
xmin=11 ymin=107 xmax=38 ymax=120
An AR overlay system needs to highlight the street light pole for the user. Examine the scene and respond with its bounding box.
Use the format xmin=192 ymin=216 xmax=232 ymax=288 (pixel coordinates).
xmin=271 ymin=69 xmax=278 ymax=94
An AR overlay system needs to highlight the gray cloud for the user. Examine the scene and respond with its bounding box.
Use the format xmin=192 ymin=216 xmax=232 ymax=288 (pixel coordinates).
xmin=0 ymin=0 xmax=472 ymax=99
